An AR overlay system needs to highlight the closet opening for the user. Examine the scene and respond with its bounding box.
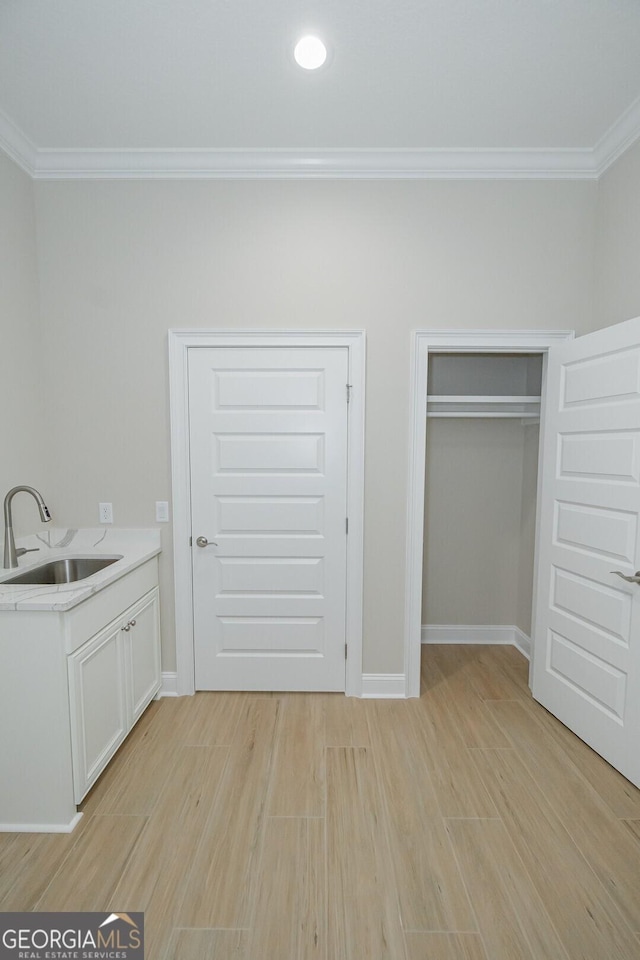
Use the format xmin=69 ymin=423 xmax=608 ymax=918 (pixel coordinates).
xmin=404 ymin=330 xmax=574 ymax=698
xmin=423 ymin=352 xmax=543 ymax=663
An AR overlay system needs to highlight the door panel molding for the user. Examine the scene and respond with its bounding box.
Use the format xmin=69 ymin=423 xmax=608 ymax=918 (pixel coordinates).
xmin=169 ymin=330 xmax=365 ymax=696
xmin=405 ymin=329 xmax=574 ymax=698
xmin=531 ymin=316 xmax=640 ymax=785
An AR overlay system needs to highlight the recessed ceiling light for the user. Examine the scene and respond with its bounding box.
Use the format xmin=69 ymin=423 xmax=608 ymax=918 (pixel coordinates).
xmin=294 ymin=35 xmax=327 ymax=70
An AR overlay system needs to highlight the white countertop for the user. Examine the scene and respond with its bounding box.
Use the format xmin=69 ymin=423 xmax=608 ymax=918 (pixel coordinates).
xmin=0 ymin=528 xmax=161 ymax=612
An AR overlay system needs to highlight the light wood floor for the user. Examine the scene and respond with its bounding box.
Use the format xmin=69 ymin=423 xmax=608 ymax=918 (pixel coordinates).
xmin=3 ymin=644 xmax=640 ymax=960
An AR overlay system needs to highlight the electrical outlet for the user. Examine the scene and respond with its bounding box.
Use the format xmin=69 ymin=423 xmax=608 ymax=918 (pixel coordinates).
xmin=155 ymin=501 xmax=169 ymax=522
xmin=99 ymin=502 xmax=113 ymax=524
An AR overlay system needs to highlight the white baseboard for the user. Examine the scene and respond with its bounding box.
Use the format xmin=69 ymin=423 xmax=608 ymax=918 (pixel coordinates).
xmin=159 ymin=671 xmax=407 ymax=698
xmin=422 ymin=624 xmax=531 ymax=660
xmin=0 ymin=812 xmax=83 ymax=833
xmin=158 ymin=671 xmax=178 ymax=697
xmin=361 ymin=673 xmax=406 ymax=698
xmin=158 ymin=642 xmax=532 ymax=702
xmin=512 ymin=627 xmax=531 ymax=660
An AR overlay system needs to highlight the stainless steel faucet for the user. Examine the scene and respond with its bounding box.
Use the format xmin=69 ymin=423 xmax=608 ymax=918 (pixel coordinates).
xmin=3 ymin=486 xmax=52 ymax=569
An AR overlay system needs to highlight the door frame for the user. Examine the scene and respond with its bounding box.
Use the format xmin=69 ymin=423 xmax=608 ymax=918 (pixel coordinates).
xmin=169 ymin=329 xmax=366 ymax=696
xmin=404 ymin=329 xmax=574 ymax=698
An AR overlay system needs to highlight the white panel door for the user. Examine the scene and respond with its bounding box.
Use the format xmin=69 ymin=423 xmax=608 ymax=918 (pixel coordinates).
xmin=188 ymin=346 xmax=349 ymax=691
xmin=532 ymin=316 xmax=640 ymax=786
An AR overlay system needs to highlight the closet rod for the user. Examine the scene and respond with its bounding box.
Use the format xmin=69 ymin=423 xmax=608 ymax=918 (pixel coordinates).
xmin=426 ymin=395 xmax=540 ymax=404
xmin=427 ymin=411 xmax=540 ymax=419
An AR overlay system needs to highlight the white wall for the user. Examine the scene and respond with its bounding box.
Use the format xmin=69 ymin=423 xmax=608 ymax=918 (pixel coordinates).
xmin=0 ymin=153 xmax=50 ymax=538
xmin=32 ymin=178 xmax=597 ymax=674
xmin=422 ymin=419 xmax=526 ymax=626
xmin=595 ymin=138 xmax=640 ymax=327
xmin=516 ymin=423 xmax=540 ymax=637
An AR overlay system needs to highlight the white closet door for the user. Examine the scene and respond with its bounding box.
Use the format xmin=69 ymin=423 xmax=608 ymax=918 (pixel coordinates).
xmin=532 ymin=316 xmax=640 ymax=786
xmin=188 ymin=346 xmax=349 ymax=691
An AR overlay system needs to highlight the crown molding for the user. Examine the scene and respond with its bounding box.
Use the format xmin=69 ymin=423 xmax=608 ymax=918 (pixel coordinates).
xmin=593 ymin=93 xmax=640 ymax=176
xmin=28 ymin=146 xmax=598 ymax=180
xmin=0 ymin=104 xmax=639 ymax=181
xmin=0 ymin=109 xmax=37 ymax=176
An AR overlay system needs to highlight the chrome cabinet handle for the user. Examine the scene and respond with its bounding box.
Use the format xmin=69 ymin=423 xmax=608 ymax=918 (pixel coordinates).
xmin=196 ymin=536 xmax=218 ymax=548
xmin=129 ymin=619 xmax=136 ymax=627
xmin=611 ymin=570 xmax=640 ymax=584
xmin=122 ymin=623 xmax=131 ymax=632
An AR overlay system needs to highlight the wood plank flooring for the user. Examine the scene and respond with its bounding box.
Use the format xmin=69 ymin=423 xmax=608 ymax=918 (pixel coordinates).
xmin=3 ymin=644 xmax=640 ymax=960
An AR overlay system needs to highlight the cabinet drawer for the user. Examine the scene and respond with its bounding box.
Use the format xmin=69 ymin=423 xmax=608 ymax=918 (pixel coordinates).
xmin=64 ymin=558 xmax=158 ymax=654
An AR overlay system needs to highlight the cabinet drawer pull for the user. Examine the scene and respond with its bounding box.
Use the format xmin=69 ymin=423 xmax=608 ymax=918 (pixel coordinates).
xmin=129 ymin=619 xmax=136 ymax=627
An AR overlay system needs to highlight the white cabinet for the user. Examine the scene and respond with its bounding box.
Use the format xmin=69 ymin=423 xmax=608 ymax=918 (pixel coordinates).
xmin=127 ymin=589 xmax=161 ymax=723
xmin=0 ymin=555 xmax=161 ymax=831
xmin=68 ymin=621 xmax=128 ymax=802
xmin=68 ymin=586 xmax=161 ymax=802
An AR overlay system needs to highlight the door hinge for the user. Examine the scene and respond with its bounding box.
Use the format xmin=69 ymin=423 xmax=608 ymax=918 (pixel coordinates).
xmin=345 ymin=517 xmax=349 ymax=535
xmin=345 ymin=643 xmax=348 ymax=660
xmin=189 ymin=536 xmax=192 ymax=546
xmin=346 ymin=383 xmax=352 ymax=404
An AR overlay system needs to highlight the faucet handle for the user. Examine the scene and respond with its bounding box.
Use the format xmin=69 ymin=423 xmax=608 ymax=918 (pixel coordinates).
xmin=15 ymin=548 xmax=40 ymax=558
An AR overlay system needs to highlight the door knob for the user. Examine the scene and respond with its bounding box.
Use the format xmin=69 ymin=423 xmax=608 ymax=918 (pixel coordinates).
xmin=196 ymin=536 xmax=218 ymax=548
xmin=611 ymin=570 xmax=640 ymax=584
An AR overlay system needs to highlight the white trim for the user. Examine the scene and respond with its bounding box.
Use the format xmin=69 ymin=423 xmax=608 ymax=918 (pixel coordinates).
xmin=421 ymin=624 xmax=531 ymax=660
xmin=0 ymin=94 xmax=639 ymax=180
xmin=168 ymin=331 xmax=196 ymax=697
xmin=361 ymin=674 xmax=406 ymax=698
xmin=404 ymin=334 xmax=429 ymax=698
xmin=594 ymin=93 xmax=640 ymax=176
xmin=404 ymin=330 xmax=574 ymax=698
xmin=0 ymin=108 xmax=38 ymax=176
xmin=168 ymin=329 xmax=366 ymax=698
xmin=0 ymin=812 xmax=83 ymax=833
xmin=28 ymin=147 xmax=598 ymax=181
xmin=422 ymin=624 xmax=518 ymax=644
xmin=513 ymin=627 xmax=531 ymax=660
xmin=158 ymin=671 xmax=178 ymax=697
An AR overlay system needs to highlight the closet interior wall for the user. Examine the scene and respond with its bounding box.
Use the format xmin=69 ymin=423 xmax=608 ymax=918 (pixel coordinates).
xmin=422 ymin=354 xmax=542 ymax=645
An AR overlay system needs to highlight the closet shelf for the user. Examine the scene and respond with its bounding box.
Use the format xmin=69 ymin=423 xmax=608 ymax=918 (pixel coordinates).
xmin=427 ymin=395 xmax=541 ymax=419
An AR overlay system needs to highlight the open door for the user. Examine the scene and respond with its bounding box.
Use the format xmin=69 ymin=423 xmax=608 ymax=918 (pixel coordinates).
xmin=532 ymin=316 xmax=640 ymax=787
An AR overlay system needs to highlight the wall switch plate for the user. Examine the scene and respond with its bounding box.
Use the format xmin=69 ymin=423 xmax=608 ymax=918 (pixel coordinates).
xmin=99 ymin=502 xmax=113 ymax=524
xmin=155 ymin=501 xmax=169 ymax=522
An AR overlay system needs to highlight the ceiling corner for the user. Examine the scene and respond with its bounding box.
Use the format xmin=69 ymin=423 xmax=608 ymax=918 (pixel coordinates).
xmin=0 ymin=109 xmax=37 ymax=178
xmin=593 ymin=93 xmax=640 ymax=177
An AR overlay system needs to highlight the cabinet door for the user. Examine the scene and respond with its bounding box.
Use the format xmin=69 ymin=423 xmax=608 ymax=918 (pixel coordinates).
xmin=68 ymin=624 xmax=127 ymax=802
xmin=126 ymin=587 xmax=161 ymax=724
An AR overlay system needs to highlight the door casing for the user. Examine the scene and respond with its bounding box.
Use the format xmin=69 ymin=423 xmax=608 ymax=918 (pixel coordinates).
xmin=404 ymin=329 xmax=574 ymax=698
xmin=169 ymin=330 xmax=366 ymax=696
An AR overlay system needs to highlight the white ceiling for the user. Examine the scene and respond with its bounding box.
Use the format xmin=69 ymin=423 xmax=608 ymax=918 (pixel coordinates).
xmin=2 ymin=0 xmax=640 ymax=178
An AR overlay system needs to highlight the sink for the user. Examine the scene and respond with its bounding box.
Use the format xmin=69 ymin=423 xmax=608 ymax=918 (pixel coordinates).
xmin=3 ymin=556 xmax=123 ymax=586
